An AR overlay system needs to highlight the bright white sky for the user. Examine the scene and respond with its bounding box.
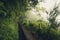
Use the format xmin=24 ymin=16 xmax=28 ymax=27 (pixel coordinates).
xmin=36 ymin=0 xmax=60 ymax=23
xmin=26 ymin=0 xmax=60 ymax=23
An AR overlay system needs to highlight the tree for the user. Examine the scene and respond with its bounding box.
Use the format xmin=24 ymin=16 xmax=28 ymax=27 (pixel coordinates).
xmin=0 ymin=0 xmax=29 ymax=40
xmin=1 ymin=0 xmax=60 ymax=40
xmin=46 ymin=5 xmax=60 ymax=40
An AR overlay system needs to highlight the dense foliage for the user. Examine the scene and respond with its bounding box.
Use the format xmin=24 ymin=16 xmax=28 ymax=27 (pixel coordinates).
xmin=0 ymin=0 xmax=60 ymax=40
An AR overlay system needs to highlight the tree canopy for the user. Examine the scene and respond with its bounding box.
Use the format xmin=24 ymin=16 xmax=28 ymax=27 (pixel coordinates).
xmin=0 ymin=0 xmax=60 ymax=40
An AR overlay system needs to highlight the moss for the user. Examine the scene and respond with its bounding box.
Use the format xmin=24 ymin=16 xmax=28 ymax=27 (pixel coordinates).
xmin=0 ymin=18 xmax=18 ymax=40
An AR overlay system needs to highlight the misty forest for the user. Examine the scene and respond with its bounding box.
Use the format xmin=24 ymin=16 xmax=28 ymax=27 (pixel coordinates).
xmin=0 ymin=0 xmax=60 ymax=40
